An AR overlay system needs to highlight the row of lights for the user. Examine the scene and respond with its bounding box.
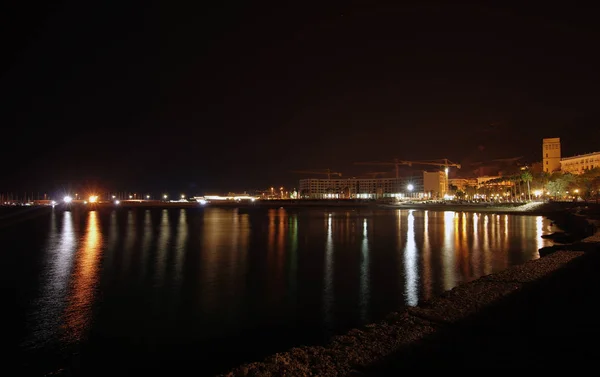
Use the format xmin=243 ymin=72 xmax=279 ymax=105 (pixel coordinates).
xmin=63 ymin=193 xmax=188 ymax=204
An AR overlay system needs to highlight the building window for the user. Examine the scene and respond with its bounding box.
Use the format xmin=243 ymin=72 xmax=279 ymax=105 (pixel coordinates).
xmin=546 ymin=161 xmax=548 ymax=165
xmin=546 ymin=153 xmax=548 ymax=158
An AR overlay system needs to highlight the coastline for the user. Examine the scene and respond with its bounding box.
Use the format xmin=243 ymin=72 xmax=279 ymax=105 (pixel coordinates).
xmin=218 ymin=203 xmax=600 ymax=377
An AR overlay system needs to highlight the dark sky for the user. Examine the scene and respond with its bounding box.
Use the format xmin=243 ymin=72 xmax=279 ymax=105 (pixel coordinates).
xmin=2 ymin=2 xmax=599 ymax=194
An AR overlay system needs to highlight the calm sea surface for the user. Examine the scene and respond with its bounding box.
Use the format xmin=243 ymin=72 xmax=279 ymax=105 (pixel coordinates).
xmin=2 ymin=207 xmax=555 ymax=376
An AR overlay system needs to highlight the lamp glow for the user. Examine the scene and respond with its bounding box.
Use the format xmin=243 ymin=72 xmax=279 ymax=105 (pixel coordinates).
xmin=63 ymin=196 xmax=73 ymax=203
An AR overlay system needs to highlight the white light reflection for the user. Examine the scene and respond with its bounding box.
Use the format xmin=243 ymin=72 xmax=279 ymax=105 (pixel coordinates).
xmin=535 ymin=216 xmax=544 ymax=259
xmin=472 ymin=213 xmax=481 ymax=278
xmin=174 ymin=209 xmax=188 ymax=284
xmin=359 ymin=218 xmax=370 ymax=321
xmin=28 ymin=211 xmax=76 ymax=347
xmin=422 ymin=210 xmax=432 ymax=300
xmin=404 ymin=210 xmax=418 ymax=306
xmin=155 ymin=209 xmax=171 ymax=286
xmin=482 ymin=214 xmax=491 ymax=275
xmin=323 ymin=213 xmax=334 ymax=328
xmin=442 ymin=211 xmax=456 ymax=291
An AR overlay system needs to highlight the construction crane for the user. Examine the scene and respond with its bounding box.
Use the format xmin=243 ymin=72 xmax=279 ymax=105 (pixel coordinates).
xmin=363 ymin=171 xmax=390 ymax=178
xmin=407 ymin=159 xmax=461 ymax=171
xmin=354 ymin=158 xmax=412 ymax=178
xmin=291 ymin=169 xmax=342 ymax=179
xmin=355 ymin=158 xmax=460 ymax=177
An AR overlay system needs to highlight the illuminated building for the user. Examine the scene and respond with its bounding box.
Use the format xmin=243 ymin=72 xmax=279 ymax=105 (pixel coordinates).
xmin=543 ymin=137 xmax=600 ymax=175
xmin=560 ymin=151 xmax=600 ymax=174
xmin=423 ymin=171 xmax=446 ymax=198
xmin=542 ymin=137 xmax=561 ymax=173
xmin=298 ymin=176 xmax=424 ymax=199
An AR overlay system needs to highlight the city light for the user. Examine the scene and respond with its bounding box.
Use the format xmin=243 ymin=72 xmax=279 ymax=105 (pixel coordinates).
xmin=181 ymin=194 xmax=185 ymax=199
xmin=112 ymin=195 xmax=116 ymax=199
xmin=129 ymin=195 xmax=133 ymax=199
xmin=198 ymin=199 xmax=207 ymax=205
xmin=407 ymin=184 xmax=414 ymax=191
xmin=146 ymin=195 xmax=150 ymax=199
xmin=163 ymin=194 xmax=168 ymax=199
xmin=88 ymin=195 xmax=98 ymax=203
xmin=63 ymin=196 xmax=73 ymax=203
xmin=115 ymin=200 xmax=120 ymax=205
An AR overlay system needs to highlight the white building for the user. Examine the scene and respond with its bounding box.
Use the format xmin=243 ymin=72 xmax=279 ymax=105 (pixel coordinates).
xmin=298 ymin=176 xmax=425 ymax=199
xmin=560 ymin=151 xmax=600 ymax=174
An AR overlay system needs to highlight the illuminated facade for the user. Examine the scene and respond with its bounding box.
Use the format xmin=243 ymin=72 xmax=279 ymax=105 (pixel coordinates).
xmin=542 ymin=138 xmax=561 ymax=173
xmin=299 ymin=176 xmax=424 ymax=199
xmin=423 ymin=171 xmax=446 ymax=198
xmin=560 ymin=152 xmax=600 ymax=175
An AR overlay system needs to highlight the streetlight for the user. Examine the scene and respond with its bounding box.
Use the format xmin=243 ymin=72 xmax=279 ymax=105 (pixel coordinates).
xmin=146 ymin=195 xmax=150 ymax=199
xmin=407 ymin=184 xmax=414 ymax=199
xmin=163 ymin=194 xmax=168 ymax=200
xmin=181 ymin=194 xmax=185 ymax=200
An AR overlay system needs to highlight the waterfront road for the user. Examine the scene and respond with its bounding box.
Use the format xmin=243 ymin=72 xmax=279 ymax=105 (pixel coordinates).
xmin=354 ymin=247 xmax=600 ymax=374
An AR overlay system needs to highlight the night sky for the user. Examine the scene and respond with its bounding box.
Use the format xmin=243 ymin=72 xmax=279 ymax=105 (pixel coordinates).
xmin=2 ymin=3 xmax=599 ymax=194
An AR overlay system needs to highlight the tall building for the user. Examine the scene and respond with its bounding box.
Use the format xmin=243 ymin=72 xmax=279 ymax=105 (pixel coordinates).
xmin=560 ymin=152 xmax=600 ymax=174
xmin=423 ymin=171 xmax=446 ymax=198
xmin=542 ymin=137 xmax=561 ymax=173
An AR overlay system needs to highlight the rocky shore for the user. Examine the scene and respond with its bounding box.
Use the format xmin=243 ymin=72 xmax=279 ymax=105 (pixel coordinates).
xmin=218 ymin=204 xmax=600 ymax=377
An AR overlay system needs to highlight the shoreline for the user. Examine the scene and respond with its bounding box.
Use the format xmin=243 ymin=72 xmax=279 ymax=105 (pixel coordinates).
xmin=218 ymin=206 xmax=600 ymax=377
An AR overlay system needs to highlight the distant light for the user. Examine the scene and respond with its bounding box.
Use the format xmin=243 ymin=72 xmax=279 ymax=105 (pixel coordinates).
xmin=181 ymin=194 xmax=185 ymax=199
xmin=251 ymin=198 xmax=256 ymax=202
xmin=112 ymin=195 xmax=116 ymax=199
xmin=163 ymin=194 xmax=168 ymax=199
xmin=198 ymin=199 xmax=207 ymax=205
xmin=146 ymin=195 xmax=150 ymax=199
xmin=407 ymin=184 xmax=414 ymax=191
xmin=83 ymin=201 xmax=88 ymax=204
xmin=89 ymin=195 xmax=98 ymax=203
xmin=51 ymin=200 xmax=56 ymax=206
xmin=63 ymin=196 xmax=73 ymax=203
xmin=129 ymin=195 xmax=133 ymax=199
xmin=115 ymin=200 xmax=120 ymax=205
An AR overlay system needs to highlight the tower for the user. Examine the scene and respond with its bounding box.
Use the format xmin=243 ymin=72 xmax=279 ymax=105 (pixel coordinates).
xmin=542 ymin=138 xmax=561 ymax=173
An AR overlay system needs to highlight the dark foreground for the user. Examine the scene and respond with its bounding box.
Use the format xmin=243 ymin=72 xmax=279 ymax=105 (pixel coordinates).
xmin=357 ymin=248 xmax=600 ymax=374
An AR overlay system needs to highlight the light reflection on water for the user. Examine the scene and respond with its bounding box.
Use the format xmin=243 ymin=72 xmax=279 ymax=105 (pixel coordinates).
xmin=18 ymin=207 xmax=556 ymax=375
xmin=62 ymin=211 xmax=103 ymax=343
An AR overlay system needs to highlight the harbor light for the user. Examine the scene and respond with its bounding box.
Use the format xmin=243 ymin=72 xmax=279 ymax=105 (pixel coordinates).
xmin=112 ymin=195 xmax=116 ymax=199
xmin=407 ymin=184 xmax=414 ymax=191
xmin=163 ymin=194 xmax=168 ymax=199
xmin=63 ymin=196 xmax=73 ymax=203
xmin=89 ymin=195 xmax=98 ymax=203
xmin=115 ymin=200 xmax=120 ymax=205
xmin=146 ymin=195 xmax=150 ymax=199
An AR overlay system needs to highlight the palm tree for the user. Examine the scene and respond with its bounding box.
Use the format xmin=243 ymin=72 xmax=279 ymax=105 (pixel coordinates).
xmin=521 ymin=171 xmax=533 ymax=201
